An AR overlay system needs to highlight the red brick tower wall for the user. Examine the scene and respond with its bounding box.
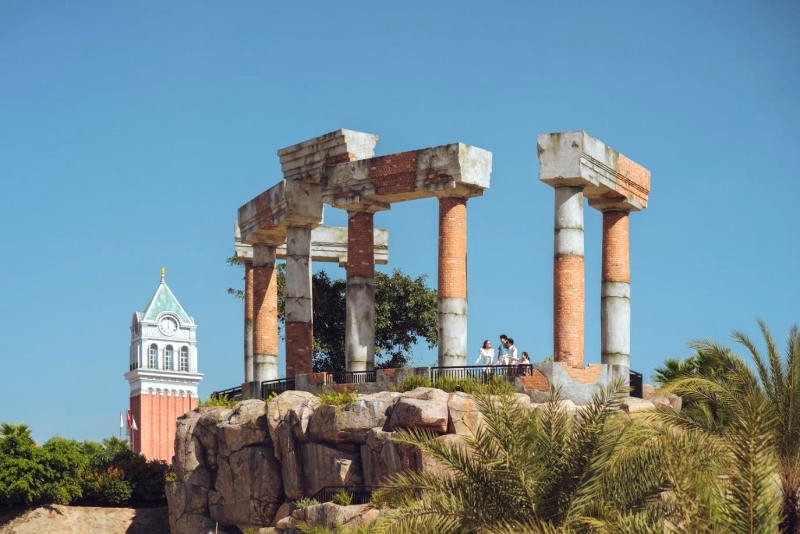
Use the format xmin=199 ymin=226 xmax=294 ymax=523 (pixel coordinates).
xmin=130 ymin=393 xmax=197 ymax=461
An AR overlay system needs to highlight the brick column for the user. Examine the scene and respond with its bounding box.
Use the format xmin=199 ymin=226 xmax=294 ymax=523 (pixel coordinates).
xmin=553 ymin=186 xmax=584 ymax=368
xmin=601 ymin=210 xmax=631 ymax=372
xmin=285 ymin=226 xmax=313 ymax=377
xmin=438 ymin=197 xmax=468 ymax=366
xmin=253 ymin=244 xmax=278 ymax=381
xmin=345 ymin=211 xmax=376 ymax=372
xmin=243 ymin=260 xmax=254 ymax=382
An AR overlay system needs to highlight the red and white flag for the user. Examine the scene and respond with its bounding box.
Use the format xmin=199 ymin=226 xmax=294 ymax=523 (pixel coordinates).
xmin=126 ymin=410 xmax=139 ymax=431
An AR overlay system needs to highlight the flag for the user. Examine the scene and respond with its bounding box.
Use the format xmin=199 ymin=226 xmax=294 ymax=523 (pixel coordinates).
xmin=131 ymin=416 xmax=138 ymax=431
xmin=120 ymin=411 xmax=124 ymax=429
xmin=126 ymin=410 xmax=132 ymax=428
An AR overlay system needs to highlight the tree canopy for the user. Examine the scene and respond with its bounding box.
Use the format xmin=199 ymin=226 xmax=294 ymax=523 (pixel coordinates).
xmin=229 ymin=263 xmax=438 ymax=374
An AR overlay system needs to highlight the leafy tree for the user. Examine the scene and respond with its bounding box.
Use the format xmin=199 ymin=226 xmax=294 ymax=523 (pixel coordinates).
xmin=297 ymin=269 xmax=438 ymax=373
xmin=230 ymin=262 xmax=438 ymax=374
xmin=0 ymin=423 xmax=46 ymax=506
xmin=39 ymin=437 xmax=87 ymax=504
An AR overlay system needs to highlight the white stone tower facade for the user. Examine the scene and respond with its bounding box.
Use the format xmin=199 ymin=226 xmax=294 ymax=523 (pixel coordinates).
xmin=124 ymin=268 xmax=202 ymax=461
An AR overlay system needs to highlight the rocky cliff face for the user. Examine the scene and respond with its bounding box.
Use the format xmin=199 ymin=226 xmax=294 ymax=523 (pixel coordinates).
xmin=167 ymin=387 xmax=673 ymax=532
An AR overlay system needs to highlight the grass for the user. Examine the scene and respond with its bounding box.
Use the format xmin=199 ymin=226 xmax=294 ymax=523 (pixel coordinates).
xmin=318 ymin=388 xmax=359 ymax=406
xmin=397 ymin=374 xmax=517 ymax=395
xmin=198 ymin=394 xmax=237 ymax=408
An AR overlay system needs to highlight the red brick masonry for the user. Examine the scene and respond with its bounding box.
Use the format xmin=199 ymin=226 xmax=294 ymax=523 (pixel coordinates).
xmin=553 ymin=255 xmax=584 ymax=368
xmin=438 ymin=197 xmax=468 ymax=299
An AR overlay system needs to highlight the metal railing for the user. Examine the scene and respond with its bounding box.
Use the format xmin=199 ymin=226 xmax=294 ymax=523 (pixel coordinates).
xmin=261 ymin=377 xmax=296 ymax=398
xmin=211 ymin=386 xmax=243 ymax=401
xmin=331 ymin=370 xmax=377 ymax=384
xmin=212 ymin=364 xmax=645 ymax=401
xmin=430 ymin=364 xmax=533 ymax=385
xmin=312 ymin=485 xmax=377 ymax=505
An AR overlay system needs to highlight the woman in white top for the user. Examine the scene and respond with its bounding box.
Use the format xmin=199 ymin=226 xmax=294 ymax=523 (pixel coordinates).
xmin=475 ymin=339 xmax=494 ymax=366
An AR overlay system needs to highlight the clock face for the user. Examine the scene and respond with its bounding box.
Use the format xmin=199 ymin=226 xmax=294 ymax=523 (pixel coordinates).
xmin=158 ymin=316 xmax=178 ymax=336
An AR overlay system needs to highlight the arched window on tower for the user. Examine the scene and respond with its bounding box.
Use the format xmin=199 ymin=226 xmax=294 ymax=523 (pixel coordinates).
xmin=148 ymin=344 xmax=158 ymax=368
xmin=164 ymin=345 xmax=174 ymax=370
xmin=180 ymin=346 xmax=189 ymax=372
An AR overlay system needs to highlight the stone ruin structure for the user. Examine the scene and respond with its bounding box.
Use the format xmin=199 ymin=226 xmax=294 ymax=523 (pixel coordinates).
xmin=232 ymin=129 xmax=650 ymax=401
xmin=236 ymin=129 xmax=492 ymax=392
xmin=535 ymin=131 xmax=650 ymax=390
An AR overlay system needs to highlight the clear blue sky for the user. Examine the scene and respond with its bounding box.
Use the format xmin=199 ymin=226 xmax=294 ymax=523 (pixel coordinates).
xmin=1 ymin=1 xmax=797 ymax=444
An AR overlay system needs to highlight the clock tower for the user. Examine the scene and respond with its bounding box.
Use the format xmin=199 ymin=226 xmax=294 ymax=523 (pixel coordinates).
xmin=124 ymin=268 xmax=202 ymax=461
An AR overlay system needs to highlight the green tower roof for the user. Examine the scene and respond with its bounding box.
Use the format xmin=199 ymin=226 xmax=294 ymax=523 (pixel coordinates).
xmin=141 ymin=269 xmax=193 ymax=324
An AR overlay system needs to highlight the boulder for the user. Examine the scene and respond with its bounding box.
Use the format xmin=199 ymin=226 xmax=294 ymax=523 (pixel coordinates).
xmin=386 ymin=387 xmax=449 ymax=434
xmin=620 ymin=397 xmax=656 ymax=414
xmin=447 ymin=392 xmax=483 ymax=436
xmin=266 ymin=390 xmax=320 ymax=445
xmin=300 ymin=442 xmax=362 ymax=497
xmin=418 ymin=434 xmax=464 ymax=478
xmin=266 ymin=391 xmax=320 ymax=500
xmin=218 ymin=399 xmax=270 ymax=456
xmin=360 ymin=427 xmax=418 ymax=486
xmin=300 ymin=503 xmax=381 ymax=531
xmin=308 ymin=392 xmax=399 ymax=444
xmin=209 ymin=444 xmax=283 ymax=527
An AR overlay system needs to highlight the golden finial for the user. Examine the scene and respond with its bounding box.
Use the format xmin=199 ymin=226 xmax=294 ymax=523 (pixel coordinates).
xmin=161 ymin=266 xmax=165 ymax=282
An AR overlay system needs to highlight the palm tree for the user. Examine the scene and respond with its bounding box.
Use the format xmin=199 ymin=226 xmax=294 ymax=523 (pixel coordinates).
xmin=660 ymin=320 xmax=798 ymax=532
xmin=370 ymin=381 xmax=725 ymax=533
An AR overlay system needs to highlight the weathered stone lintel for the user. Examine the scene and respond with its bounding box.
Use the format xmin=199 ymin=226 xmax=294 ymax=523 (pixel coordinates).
xmin=538 ymin=131 xmax=650 ymax=210
xmin=278 ymin=129 xmax=379 ymax=181
xmin=235 ymin=225 xmax=389 ymax=266
xmin=238 ymin=180 xmax=323 ymax=244
xmin=324 ymin=143 xmax=491 ymax=206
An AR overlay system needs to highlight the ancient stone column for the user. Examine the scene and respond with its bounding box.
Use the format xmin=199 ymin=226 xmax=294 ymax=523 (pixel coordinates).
xmin=438 ymin=197 xmax=468 ymax=367
xmin=243 ymin=259 xmax=254 ymax=382
xmin=252 ymin=244 xmax=278 ymax=382
xmin=285 ymin=226 xmax=313 ymax=377
xmin=553 ymin=186 xmax=585 ymax=368
xmin=601 ymin=209 xmax=631 ymax=369
xmin=346 ymin=211 xmax=376 ymax=372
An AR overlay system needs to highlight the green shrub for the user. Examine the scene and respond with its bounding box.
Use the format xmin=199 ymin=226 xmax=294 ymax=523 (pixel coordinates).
xmin=332 ymin=489 xmax=353 ymax=506
xmin=318 ymin=388 xmax=358 ymax=407
xmin=396 ymin=374 xmax=432 ymax=392
xmin=199 ymin=394 xmax=237 ymax=408
xmin=83 ymin=468 xmax=133 ymax=506
xmin=294 ymin=496 xmax=320 ymax=508
xmin=431 ymin=375 xmax=517 ymax=395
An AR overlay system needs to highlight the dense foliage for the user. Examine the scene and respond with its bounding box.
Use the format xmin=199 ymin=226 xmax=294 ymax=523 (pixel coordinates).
xmin=230 ymin=263 xmax=438 ymax=374
xmin=363 ymin=322 xmax=799 ymax=533
xmin=0 ymin=426 xmax=170 ymax=509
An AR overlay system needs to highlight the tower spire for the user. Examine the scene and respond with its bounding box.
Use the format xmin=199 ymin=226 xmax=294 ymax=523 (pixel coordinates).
xmin=161 ymin=266 xmax=165 ymax=283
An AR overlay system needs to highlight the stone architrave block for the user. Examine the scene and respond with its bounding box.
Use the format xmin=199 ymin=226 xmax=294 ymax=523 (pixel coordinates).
xmin=537 ymin=131 xmax=650 ymax=210
xmin=278 ymin=129 xmax=379 ymax=183
xmin=324 ymin=143 xmax=492 ymax=208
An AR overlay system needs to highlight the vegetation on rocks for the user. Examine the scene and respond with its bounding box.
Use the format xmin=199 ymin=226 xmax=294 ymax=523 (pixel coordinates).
xmin=369 ymin=321 xmax=799 ymax=533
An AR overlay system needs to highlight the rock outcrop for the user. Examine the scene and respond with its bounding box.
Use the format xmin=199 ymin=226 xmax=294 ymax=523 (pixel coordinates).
xmin=167 ymin=386 xmax=670 ymax=533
